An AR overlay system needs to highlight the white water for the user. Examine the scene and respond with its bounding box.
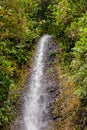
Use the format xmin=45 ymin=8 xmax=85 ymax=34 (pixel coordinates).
xmin=22 ymin=35 xmax=51 ymax=130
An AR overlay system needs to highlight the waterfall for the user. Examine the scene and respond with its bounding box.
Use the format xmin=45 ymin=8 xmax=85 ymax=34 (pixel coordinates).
xmin=22 ymin=35 xmax=52 ymax=130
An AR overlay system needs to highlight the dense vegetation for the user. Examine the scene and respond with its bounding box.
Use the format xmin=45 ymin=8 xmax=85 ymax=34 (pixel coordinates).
xmin=0 ymin=0 xmax=41 ymax=127
xmin=0 ymin=0 xmax=87 ymax=129
xmin=42 ymin=0 xmax=87 ymax=129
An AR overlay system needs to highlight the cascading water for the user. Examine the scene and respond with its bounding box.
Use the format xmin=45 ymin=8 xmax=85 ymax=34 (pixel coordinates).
xmin=22 ymin=35 xmax=52 ymax=130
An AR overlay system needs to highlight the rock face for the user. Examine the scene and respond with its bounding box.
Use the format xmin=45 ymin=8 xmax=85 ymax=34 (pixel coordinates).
xmin=43 ymin=37 xmax=60 ymax=125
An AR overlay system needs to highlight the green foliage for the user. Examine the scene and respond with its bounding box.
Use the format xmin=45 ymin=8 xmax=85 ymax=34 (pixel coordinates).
xmin=70 ymin=15 xmax=87 ymax=107
xmin=40 ymin=0 xmax=87 ymax=128
xmin=0 ymin=0 xmax=41 ymax=127
xmin=0 ymin=0 xmax=87 ymax=128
